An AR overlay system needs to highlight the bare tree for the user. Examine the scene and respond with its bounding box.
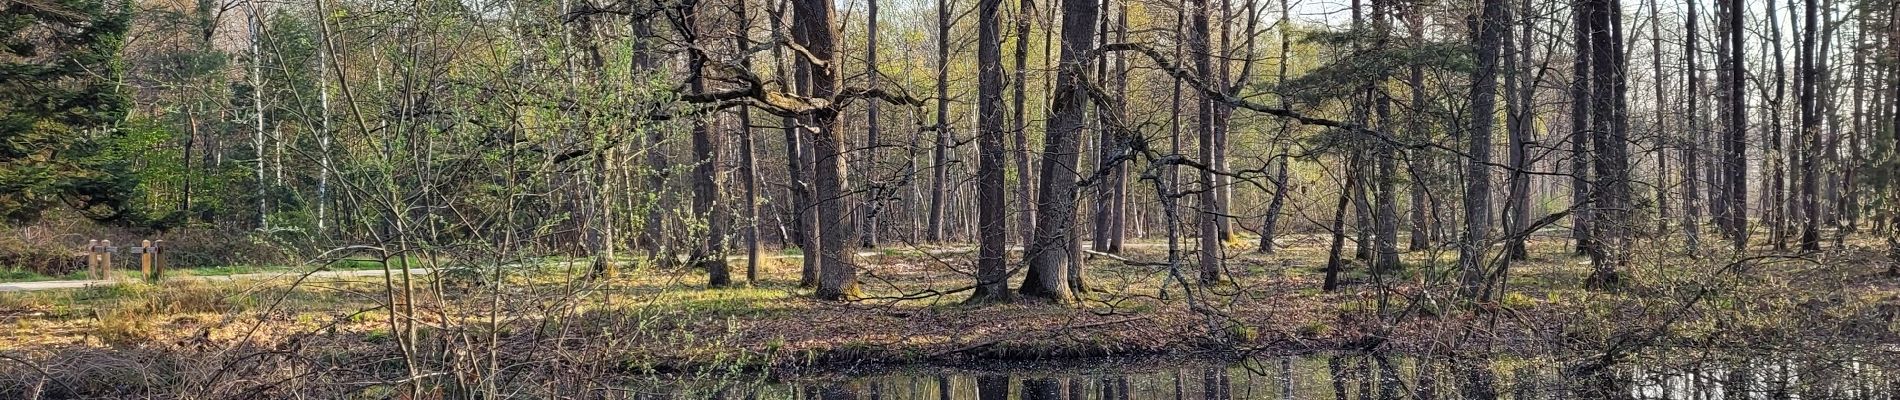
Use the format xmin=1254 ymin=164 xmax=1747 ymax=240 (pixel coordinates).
xmin=1019 ymin=0 xmax=1100 ymax=302
xmin=792 ymin=0 xmax=860 ymax=300
xmin=926 ymin=0 xmax=954 ymax=243
xmin=1463 ymin=0 xmax=1505 ymax=297
xmin=970 ymin=0 xmax=1013 ymax=304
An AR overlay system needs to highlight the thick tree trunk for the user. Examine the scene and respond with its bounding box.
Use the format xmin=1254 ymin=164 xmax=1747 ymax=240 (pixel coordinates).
xmin=1585 ymin=0 xmax=1631 ymax=287
xmin=1018 ymin=0 xmax=1099 ymax=303
xmin=968 ymin=0 xmax=1012 ymax=304
xmin=793 ymin=0 xmax=858 ymax=300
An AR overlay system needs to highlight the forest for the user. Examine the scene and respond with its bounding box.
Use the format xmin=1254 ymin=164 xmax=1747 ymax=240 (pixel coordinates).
xmin=3 ymin=0 xmax=1900 ymax=397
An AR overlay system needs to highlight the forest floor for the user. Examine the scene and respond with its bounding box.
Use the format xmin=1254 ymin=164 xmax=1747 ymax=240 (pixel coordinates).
xmin=0 ymin=232 xmax=1897 ymax=387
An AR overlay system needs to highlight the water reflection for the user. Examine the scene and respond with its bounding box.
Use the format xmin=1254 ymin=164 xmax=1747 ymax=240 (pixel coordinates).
xmin=624 ymin=353 xmax=1897 ymax=400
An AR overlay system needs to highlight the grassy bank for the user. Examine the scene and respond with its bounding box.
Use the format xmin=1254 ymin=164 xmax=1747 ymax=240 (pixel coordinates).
xmin=0 ymin=235 xmax=1895 ymax=396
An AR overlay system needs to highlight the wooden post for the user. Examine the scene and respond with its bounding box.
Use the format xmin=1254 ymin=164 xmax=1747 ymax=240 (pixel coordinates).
xmin=152 ymin=240 xmax=166 ymax=281
xmin=139 ymin=239 xmax=154 ymax=282
xmin=86 ymin=240 xmax=99 ymax=280
xmin=99 ymin=240 xmax=113 ymax=280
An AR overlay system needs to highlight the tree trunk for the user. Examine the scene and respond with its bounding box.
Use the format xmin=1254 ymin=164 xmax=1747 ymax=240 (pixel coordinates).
xmin=1723 ymin=0 xmax=1749 ymax=250
xmin=1463 ymin=0 xmax=1506 ymax=298
xmin=1012 ymin=0 xmax=1038 ymax=248
xmin=793 ymin=0 xmax=859 ymax=300
xmin=1502 ymin=0 xmax=1530 ymax=261
xmin=1404 ymin=3 xmax=1429 ymax=252
xmin=686 ymin=0 xmax=730 ymax=287
xmin=1682 ymin=0 xmax=1703 ymax=254
xmin=927 ymin=0 xmax=953 ymax=243
xmin=1372 ymin=0 xmax=1399 ymax=273
xmin=1648 ymin=0 xmax=1668 ymax=236
xmin=1018 ymin=0 xmax=1099 ymax=303
xmin=1190 ymin=0 xmax=1223 ymax=285
xmin=737 ymin=2 xmax=761 ymax=284
xmin=1569 ymin=0 xmax=1594 ymax=257
xmin=1259 ymin=0 xmax=1293 ymax=254
xmin=1324 ymin=154 xmax=1362 ymax=292
xmin=1799 ymin=0 xmax=1822 ymax=251
xmin=770 ymin=0 xmax=817 ymax=286
xmin=861 ymin=0 xmax=883 ymax=249
xmin=969 ymin=0 xmax=1012 ymax=304
xmin=1768 ymin=0 xmax=1789 ymax=250
xmin=1585 ymin=0 xmax=1631 ymax=287
xmin=249 ymin=9 xmax=268 ymax=231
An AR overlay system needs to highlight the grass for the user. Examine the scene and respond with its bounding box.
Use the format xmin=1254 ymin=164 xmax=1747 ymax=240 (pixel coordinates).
xmin=0 ymin=256 xmax=421 ymax=283
xmin=0 ymin=231 xmax=1895 ymax=397
xmin=0 ymin=268 xmax=89 ymax=282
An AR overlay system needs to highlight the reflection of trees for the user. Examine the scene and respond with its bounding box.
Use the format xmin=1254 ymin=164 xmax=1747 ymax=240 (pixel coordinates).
xmin=1021 ymin=378 xmax=1064 ymax=400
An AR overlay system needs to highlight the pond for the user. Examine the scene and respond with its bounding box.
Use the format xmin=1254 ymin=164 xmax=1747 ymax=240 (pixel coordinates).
xmin=616 ymin=353 xmax=1900 ymax=399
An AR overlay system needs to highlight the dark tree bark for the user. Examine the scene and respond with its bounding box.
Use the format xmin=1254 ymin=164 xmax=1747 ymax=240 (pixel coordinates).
xmin=1585 ymin=0 xmax=1631 ymax=287
xmin=1722 ymin=0 xmax=1749 ymax=250
xmin=1769 ymin=0 xmax=1789 ymax=250
xmin=926 ymin=0 xmax=953 ymax=243
xmin=1018 ymin=0 xmax=1099 ymax=302
xmin=968 ymin=0 xmax=1012 ymax=304
xmin=1190 ymin=0 xmax=1223 ymax=285
xmin=1682 ymin=0 xmax=1703 ymax=254
xmin=685 ymin=0 xmax=731 ymax=287
xmin=1799 ymin=0 xmax=1822 ymax=251
xmin=1324 ymin=154 xmax=1362 ymax=292
xmin=1108 ymin=9 xmax=1129 ymax=253
xmin=793 ymin=0 xmax=859 ymax=300
xmin=1569 ymin=0 xmax=1594 ymax=257
xmin=1463 ymin=0 xmax=1506 ymax=297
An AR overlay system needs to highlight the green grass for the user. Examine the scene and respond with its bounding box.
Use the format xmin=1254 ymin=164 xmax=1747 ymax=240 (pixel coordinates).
xmin=0 ymin=268 xmax=91 ymax=282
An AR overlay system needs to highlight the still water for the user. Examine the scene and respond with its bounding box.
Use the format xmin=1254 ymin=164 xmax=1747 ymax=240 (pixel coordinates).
xmin=620 ymin=353 xmax=1899 ymax=399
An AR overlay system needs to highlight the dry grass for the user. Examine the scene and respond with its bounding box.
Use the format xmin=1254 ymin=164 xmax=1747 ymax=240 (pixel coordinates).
xmin=0 ymin=232 xmax=1894 ymax=397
